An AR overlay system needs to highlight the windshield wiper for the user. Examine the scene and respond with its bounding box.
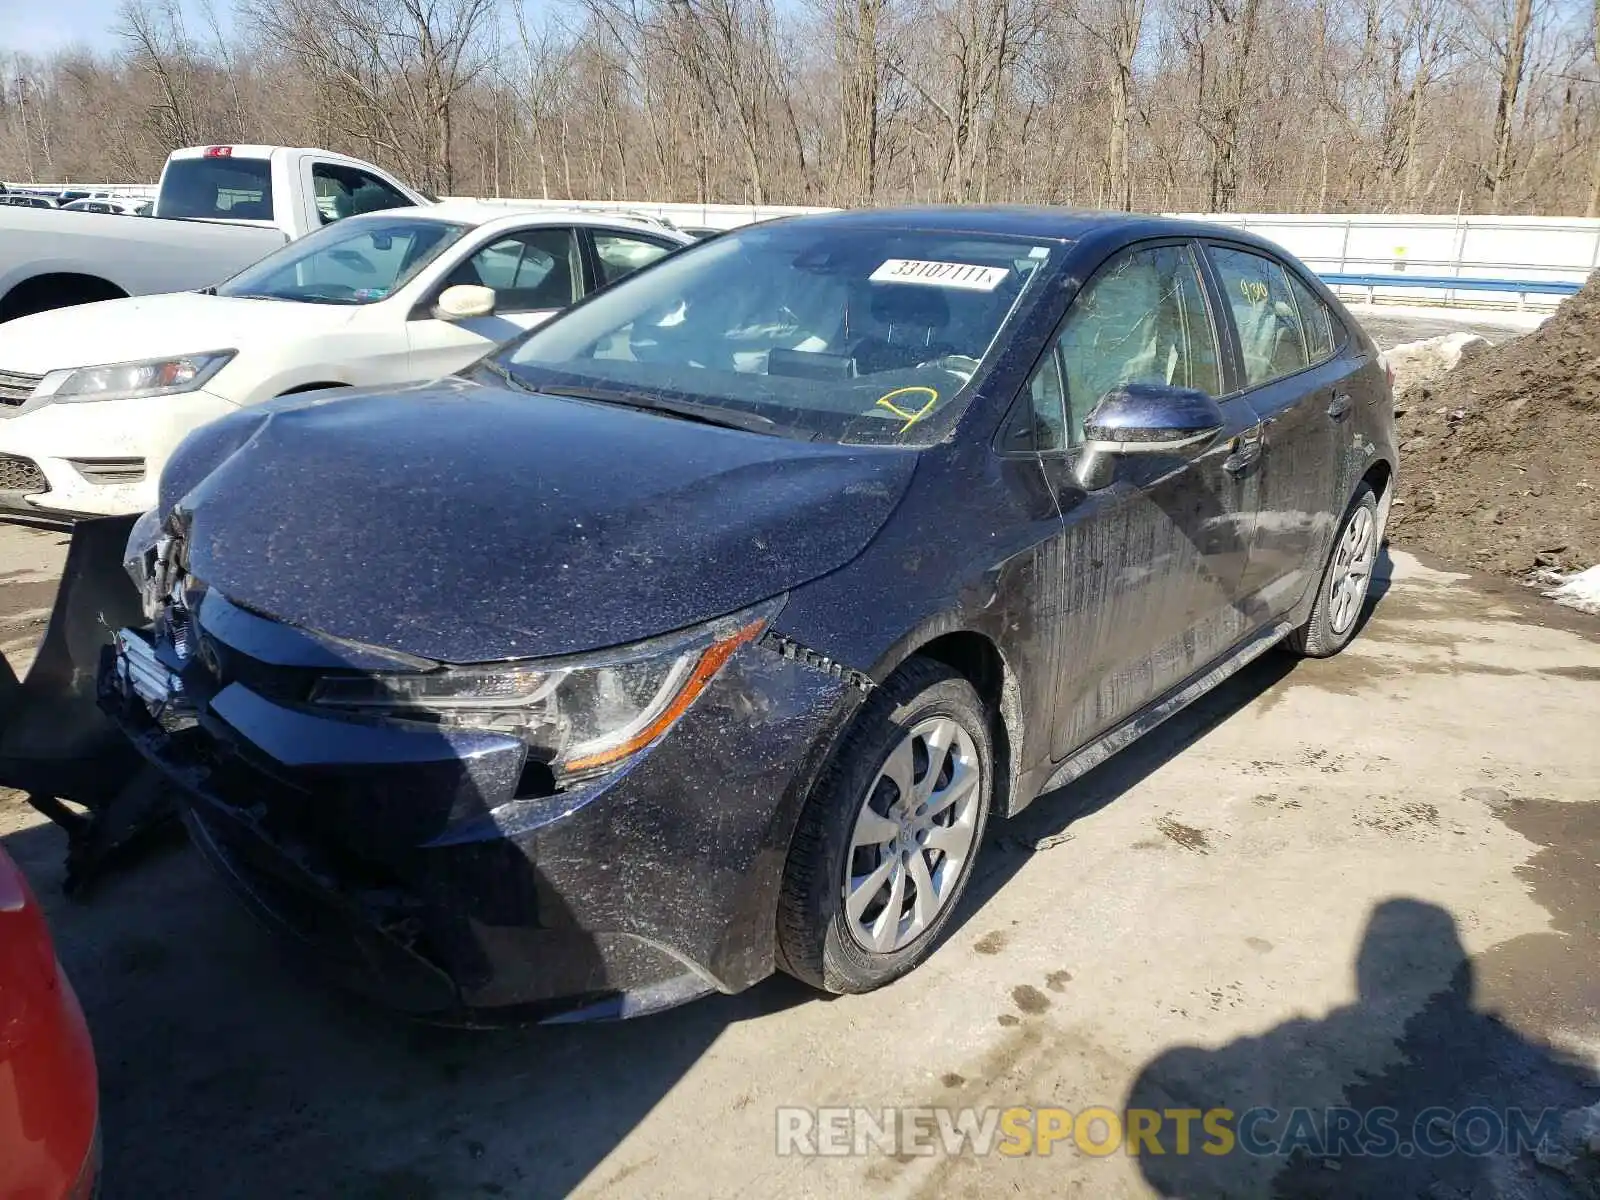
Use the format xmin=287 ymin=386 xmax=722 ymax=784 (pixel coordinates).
xmin=521 ymin=382 xmax=777 ymax=436
xmin=473 ymin=358 xmax=516 ymax=388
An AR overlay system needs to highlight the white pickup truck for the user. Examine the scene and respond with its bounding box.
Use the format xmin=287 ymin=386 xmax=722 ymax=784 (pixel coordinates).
xmin=0 ymin=145 xmax=426 ymax=323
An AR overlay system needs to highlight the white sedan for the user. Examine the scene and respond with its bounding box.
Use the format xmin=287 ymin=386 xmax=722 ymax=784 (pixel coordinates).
xmin=0 ymin=203 xmax=692 ymax=517
xmin=60 ymin=198 xmax=150 ymax=216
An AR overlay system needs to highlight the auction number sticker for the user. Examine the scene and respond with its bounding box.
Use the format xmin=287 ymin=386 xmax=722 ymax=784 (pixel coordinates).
xmin=870 ymin=259 xmax=1010 ymax=291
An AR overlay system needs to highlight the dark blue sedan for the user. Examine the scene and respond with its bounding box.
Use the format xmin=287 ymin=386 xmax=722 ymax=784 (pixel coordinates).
xmin=99 ymin=207 xmax=1396 ymax=1021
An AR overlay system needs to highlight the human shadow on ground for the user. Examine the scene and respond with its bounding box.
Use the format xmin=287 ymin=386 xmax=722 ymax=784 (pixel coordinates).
xmin=1125 ymin=898 xmax=1599 ymax=1199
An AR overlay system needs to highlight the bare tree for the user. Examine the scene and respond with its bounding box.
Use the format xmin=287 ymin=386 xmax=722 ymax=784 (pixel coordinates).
xmin=117 ymin=0 xmax=205 ymax=150
xmin=1076 ymin=0 xmax=1144 ymax=209
xmin=830 ymin=0 xmax=891 ymax=200
xmin=1588 ymin=0 xmax=1600 ymax=214
xmin=243 ymin=0 xmax=495 ymax=192
xmin=2 ymin=0 xmax=1598 ymax=215
xmin=1473 ymin=0 xmax=1538 ymax=207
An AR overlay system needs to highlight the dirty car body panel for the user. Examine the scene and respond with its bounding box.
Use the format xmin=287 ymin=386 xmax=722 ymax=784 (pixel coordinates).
xmin=64 ymin=207 xmax=1394 ymax=1022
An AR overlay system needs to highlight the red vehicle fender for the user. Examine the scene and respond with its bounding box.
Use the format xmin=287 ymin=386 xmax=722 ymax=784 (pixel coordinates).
xmin=0 ymin=847 xmax=99 ymax=1200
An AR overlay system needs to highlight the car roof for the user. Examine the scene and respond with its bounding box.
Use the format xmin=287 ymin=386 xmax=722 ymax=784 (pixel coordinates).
xmin=754 ymin=204 xmax=1287 ymax=251
xmin=394 ymin=199 xmax=690 ymax=236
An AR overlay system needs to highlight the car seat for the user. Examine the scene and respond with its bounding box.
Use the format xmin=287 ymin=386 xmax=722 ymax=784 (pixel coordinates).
xmin=1236 ymin=299 xmax=1308 ymax=382
xmin=851 ymin=285 xmax=958 ymax=375
xmin=324 ymin=189 xmax=355 ymax=223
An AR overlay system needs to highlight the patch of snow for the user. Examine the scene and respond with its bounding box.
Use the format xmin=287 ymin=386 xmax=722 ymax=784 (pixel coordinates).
xmin=1545 ymin=565 xmax=1600 ymax=616
xmin=1344 ymin=302 xmax=1551 ymax=331
xmin=1383 ymin=332 xmax=1491 ymax=396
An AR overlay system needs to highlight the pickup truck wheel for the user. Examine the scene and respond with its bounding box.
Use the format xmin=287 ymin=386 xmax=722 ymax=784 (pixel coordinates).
xmin=1285 ymin=482 xmax=1380 ymax=658
xmin=777 ymin=658 xmax=992 ymax=994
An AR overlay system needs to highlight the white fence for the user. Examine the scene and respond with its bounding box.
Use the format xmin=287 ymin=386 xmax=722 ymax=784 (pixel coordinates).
xmin=460 ymin=201 xmax=1599 ymax=309
xmin=1177 ymin=213 xmax=1599 ymax=309
xmin=22 ymin=182 xmax=1598 ymax=308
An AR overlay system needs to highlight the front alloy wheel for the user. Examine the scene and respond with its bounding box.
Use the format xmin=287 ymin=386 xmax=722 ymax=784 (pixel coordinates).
xmin=777 ymin=658 xmax=993 ymax=994
xmin=844 ymin=717 xmax=983 ymax=953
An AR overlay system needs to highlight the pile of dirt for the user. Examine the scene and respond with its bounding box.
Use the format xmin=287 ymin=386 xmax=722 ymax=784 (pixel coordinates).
xmin=1388 ymin=276 xmax=1600 ymax=578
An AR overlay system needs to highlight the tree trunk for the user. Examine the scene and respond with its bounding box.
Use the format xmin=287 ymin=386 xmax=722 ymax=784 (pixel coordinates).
xmin=1589 ymin=0 xmax=1600 ymax=216
xmin=1489 ymin=0 xmax=1533 ymax=209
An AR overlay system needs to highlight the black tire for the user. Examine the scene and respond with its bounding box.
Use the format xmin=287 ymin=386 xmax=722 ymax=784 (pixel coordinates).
xmin=1285 ymin=482 xmax=1381 ymax=658
xmin=776 ymin=657 xmax=993 ymax=994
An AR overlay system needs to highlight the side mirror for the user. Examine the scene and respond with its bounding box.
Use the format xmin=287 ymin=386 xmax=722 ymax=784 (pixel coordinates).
xmin=1074 ymin=382 xmax=1225 ymax=490
xmin=435 ymin=284 xmax=496 ymax=321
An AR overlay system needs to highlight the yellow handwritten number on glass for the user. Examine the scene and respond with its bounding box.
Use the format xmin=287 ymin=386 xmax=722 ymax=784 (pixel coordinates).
xmin=875 ymin=386 xmax=940 ymax=432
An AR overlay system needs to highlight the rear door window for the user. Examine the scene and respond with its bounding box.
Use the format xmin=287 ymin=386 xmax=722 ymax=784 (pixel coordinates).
xmin=159 ymin=156 xmax=274 ymax=221
xmin=591 ymin=230 xmax=679 ymax=287
xmin=1284 ymin=271 xmax=1337 ymax=362
xmin=1207 ymin=246 xmax=1314 ymax=387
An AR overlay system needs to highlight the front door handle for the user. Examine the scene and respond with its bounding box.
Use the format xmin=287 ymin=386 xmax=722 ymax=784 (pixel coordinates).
xmin=1223 ymin=424 xmax=1264 ymax=475
xmin=1327 ymin=392 xmax=1353 ymax=420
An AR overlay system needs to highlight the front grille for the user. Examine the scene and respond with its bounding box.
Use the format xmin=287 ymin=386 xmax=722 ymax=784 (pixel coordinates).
xmin=0 ymin=368 xmax=42 ymax=407
xmin=0 ymin=453 xmax=46 ymax=493
xmin=197 ymin=629 xmax=320 ymax=705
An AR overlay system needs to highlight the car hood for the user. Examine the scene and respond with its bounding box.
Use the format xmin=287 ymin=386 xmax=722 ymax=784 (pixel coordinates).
xmin=169 ymin=376 xmax=917 ymax=662
xmin=0 ymin=292 xmax=351 ymax=376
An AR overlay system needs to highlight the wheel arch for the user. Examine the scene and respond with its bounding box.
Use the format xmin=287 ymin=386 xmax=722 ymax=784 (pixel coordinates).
xmin=1360 ymin=455 xmax=1397 ymax=543
xmin=880 ymin=626 xmax=1025 ymax=820
xmin=1361 ymin=456 xmax=1394 ymax=503
xmin=0 ymin=272 xmax=128 ymax=322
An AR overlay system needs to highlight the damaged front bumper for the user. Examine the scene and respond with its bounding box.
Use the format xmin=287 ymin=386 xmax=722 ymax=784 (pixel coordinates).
xmin=99 ymin=597 xmax=860 ymax=1024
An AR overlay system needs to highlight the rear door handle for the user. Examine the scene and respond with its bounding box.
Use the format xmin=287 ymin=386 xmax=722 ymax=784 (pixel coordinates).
xmin=1327 ymin=392 xmax=1353 ymax=420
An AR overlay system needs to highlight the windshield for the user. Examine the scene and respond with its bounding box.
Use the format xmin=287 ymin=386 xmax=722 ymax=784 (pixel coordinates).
xmin=158 ymin=156 xmax=275 ymax=221
xmin=216 ymin=216 xmax=468 ymax=305
xmin=492 ymin=224 xmax=1055 ymax=445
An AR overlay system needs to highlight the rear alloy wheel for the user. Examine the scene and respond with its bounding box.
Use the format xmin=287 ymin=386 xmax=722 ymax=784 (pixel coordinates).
xmin=1286 ymin=482 xmax=1381 ymax=658
xmin=777 ymin=658 xmax=992 ymax=994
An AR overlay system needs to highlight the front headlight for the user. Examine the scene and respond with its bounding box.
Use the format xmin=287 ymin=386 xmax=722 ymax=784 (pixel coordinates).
xmin=308 ymin=598 xmax=781 ymax=785
xmin=35 ymin=350 xmax=235 ymax=404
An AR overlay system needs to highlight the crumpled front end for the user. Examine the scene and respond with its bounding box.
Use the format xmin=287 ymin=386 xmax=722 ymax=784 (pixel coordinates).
xmin=100 ymin=528 xmax=863 ymax=1022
